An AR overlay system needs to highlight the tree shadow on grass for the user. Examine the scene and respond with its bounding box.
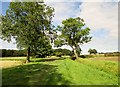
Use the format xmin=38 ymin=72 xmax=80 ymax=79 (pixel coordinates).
xmin=32 ymin=57 xmax=66 ymax=62
xmin=2 ymin=61 xmax=72 ymax=86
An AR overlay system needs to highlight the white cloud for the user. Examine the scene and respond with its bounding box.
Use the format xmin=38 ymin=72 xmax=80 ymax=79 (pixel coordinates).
xmin=77 ymin=2 xmax=118 ymax=38
xmin=0 ymin=39 xmax=18 ymax=50
xmin=45 ymin=2 xmax=81 ymax=26
xmin=81 ymin=36 xmax=118 ymax=54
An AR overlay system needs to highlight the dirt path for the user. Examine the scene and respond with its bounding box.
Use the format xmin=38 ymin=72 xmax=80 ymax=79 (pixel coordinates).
xmin=89 ymin=57 xmax=119 ymax=61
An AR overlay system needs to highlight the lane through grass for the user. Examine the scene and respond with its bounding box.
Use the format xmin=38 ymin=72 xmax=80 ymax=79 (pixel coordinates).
xmin=2 ymin=59 xmax=118 ymax=85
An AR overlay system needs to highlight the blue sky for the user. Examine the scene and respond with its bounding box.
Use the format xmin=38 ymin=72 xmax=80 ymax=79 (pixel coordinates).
xmin=0 ymin=2 xmax=10 ymax=15
xmin=0 ymin=0 xmax=119 ymax=54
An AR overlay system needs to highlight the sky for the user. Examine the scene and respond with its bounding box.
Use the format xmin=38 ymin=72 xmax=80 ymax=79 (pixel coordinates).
xmin=0 ymin=0 xmax=119 ymax=54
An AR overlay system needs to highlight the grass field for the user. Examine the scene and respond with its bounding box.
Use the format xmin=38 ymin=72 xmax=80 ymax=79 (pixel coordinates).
xmin=1 ymin=57 xmax=119 ymax=85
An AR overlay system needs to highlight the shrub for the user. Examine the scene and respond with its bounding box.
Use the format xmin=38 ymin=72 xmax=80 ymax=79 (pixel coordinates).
xmin=55 ymin=52 xmax=62 ymax=57
xmin=53 ymin=49 xmax=72 ymax=57
xmin=79 ymin=55 xmax=94 ymax=58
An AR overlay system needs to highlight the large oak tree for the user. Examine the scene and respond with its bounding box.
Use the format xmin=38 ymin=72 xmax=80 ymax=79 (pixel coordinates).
xmin=0 ymin=1 xmax=54 ymax=62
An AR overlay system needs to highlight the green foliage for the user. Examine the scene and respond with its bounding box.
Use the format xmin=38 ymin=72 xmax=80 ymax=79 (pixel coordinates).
xmin=76 ymin=47 xmax=82 ymax=56
xmin=54 ymin=51 xmax=62 ymax=57
xmin=54 ymin=39 xmax=65 ymax=47
xmin=53 ymin=48 xmax=72 ymax=57
xmin=61 ymin=17 xmax=92 ymax=46
xmin=34 ymin=37 xmax=53 ymax=58
xmin=0 ymin=2 xmax=54 ymax=60
xmin=54 ymin=17 xmax=92 ymax=59
xmin=88 ymin=49 xmax=97 ymax=54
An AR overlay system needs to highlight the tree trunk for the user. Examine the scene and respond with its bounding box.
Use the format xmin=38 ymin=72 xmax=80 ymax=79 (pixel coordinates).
xmin=26 ymin=47 xmax=30 ymax=63
xmin=73 ymin=48 xmax=79 ymax=60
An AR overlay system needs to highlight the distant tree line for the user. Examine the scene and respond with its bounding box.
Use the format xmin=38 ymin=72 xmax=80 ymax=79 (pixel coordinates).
xmin=1 ymin=49 xmax=26 ymax=57
xmin=99 ymin=52 xmax=120 ymax=57
xmin=0 ymin=48 xmax=72 ymax=57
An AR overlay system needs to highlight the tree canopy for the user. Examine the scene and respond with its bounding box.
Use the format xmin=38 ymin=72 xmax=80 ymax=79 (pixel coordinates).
xmin=88 ymin=49 xmax=97 ymax=55
xmin=54 ymin=17 xmax=92 ymax=59
xmin=0 ymin=1 xmax=54 ymax=62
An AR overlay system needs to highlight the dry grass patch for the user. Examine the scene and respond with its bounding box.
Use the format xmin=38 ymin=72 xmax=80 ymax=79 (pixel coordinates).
xmin=89 ymin=57 xmax=119 ymax=61
xmin=0 ymin=61 xmax=23 ymax=68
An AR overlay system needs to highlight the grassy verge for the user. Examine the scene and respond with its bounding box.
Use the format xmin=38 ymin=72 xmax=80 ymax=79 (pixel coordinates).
xmin=77 ymin=58 xmax=118 ymax=76
xmin=2 ymin=58 xmax=118 ymax=85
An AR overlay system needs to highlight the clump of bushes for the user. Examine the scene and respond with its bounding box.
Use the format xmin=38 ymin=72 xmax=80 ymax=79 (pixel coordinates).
xmin=53 ymin=49 xmax=72 ymax=57
xmin=79 ymin=55 xmax=94 ymax=58
xmin=55 ymin=52 xmax=62 ymax=57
